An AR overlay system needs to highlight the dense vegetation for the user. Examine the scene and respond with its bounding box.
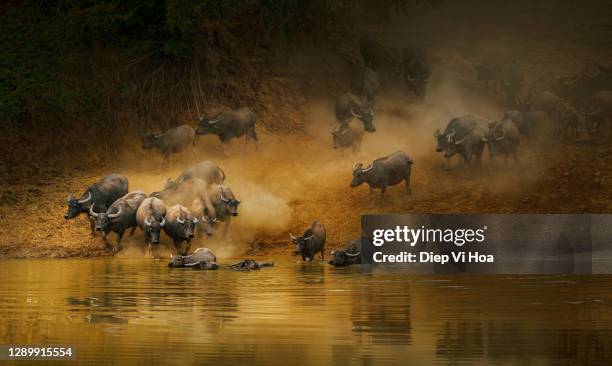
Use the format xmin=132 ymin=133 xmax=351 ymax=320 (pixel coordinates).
xmin=0 ymin=1 xmax=428 ymax=134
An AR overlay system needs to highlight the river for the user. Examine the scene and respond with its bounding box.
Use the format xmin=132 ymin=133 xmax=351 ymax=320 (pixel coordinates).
xmin=1 ymin=259 xmax=612 ymax=365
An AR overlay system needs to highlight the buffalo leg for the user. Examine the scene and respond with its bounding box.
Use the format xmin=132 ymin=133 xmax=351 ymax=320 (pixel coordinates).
xmin=129 ymin=226 xmax=137 ymax=236
xmin=89 ymin=217 xmax=96 ymax=237
xmin=115 ymin=230 xmax=125 ymax=253
xmin=184 ymin=240 xmax=192 ymax=256
xmin=173 ymin=239 xmax=181 ymax=255
xmin=405 ymin=177 xmax=412 ymax=194
xmin=222 ymin=143 xmax=230 ymax=158
xmin=102 ymin=232 xmax=111 ymax=249
xmin=380 ymin=187 xmax=387 ymax=207
xmin=320 ymin=249 xmax=325 ymax=261
xmin=369 ymin=187 xmax=376 ymax=208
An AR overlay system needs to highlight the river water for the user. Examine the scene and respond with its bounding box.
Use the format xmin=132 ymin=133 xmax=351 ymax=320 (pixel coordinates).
xmin=1 ymin=258 xmax=612 ymax=365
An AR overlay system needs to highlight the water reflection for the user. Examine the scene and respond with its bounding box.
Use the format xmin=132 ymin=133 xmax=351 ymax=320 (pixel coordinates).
xmin=1 ymin=260 xmax=612 ymax=365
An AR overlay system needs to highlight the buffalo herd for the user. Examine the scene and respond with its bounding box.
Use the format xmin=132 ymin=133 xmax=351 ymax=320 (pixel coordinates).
xmin=63 ymin=36 xmax=611 ymax=269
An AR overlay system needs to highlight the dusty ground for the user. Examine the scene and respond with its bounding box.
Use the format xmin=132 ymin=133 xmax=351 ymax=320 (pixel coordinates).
xmin=1 ymin=34 xmax=611 ymax=259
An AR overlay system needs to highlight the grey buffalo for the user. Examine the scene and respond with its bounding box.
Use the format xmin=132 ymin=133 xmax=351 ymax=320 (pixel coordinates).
xmin=330 ymin=118 xmax=364 ymax=153
xmin=530 ymin=91 xmax=562 ymax=133
xmin=483 ymin=120 xmax=520 ymax=164
xmin=290 ymin=221 xmax=326 ymax=262
xmin=335 ymin=92 xmax=375 ymax=133
xmin=136 ymin=197 xmax=167 ymax=257
xmin=90 ymin=190 xmax=146 ymax=252
xmin=524 ymin=110 xmax=553 ymax=143
xmin=328 ymin=239 xmax=362 ymax=267
xmin=557 ymin=101 xmax=583 ymax=139
xmin=502 ymin=110 xmax=525 ymax=136
xmin=434 ymin=116 xmax=487 ymax=167
xmin=229 ymin=259 xmax=274 ymax=270
xmin=142 ymin=124 xmax=196 ymax=169
xmin=168 ymin=247 xmax=218 ymax=270
xmin=402 ymin=47 xmax=430 ymax=100
xmin=350 ymin=67 xmax=380 ymax=104
xmin=64 ymin=173 xmax=128 ymax=236
xmin=498 ymin=62 xmax=524 ymax=107
xmin=351 ymin=150 xmax=413 ymax=208
xmin=196 ymin=107 xmax=257 ymax=155
xmin=193 ymin=185 xmax=240 ymax=237
xmin=152 ymin=160 xmax=225 ymax=205
xmin=585 ymin=90 xmax=612 ymax=135
xmin=163 ymin=204 xmax=199 ymax=255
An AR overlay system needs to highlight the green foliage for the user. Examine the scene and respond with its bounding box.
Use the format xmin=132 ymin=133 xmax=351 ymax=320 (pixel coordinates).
xmin=0 ymin=0 xmax=422 ymax=128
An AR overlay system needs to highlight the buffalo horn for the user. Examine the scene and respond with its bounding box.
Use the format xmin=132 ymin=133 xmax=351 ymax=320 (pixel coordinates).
xmin=350 ymin=108 xmax=364 ymax=119
xmin=89 ymin=203 xmax=99 ymax=218
xmin=78 ymin=191 xmax=92 ymax=204
xmin=177 ymin=217 xmax=185 ymax=224
xmin=346 ymin=252 xmax=361 ymax=257
xmin=160 ymin=217 xmax=166 ymax=227
xmin=108 ymin=206 xmax=122 ymax=219
xmin=496 ymin=130 xmax=506 ymax=141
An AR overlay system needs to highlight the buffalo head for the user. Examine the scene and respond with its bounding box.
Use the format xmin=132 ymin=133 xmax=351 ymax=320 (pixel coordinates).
xmin=328 ymin=250 xmax=361 ymax=267
xmin=142 ymin=132 xmax=162 ymax=149
xmin=89 ymin=203 xmax=121 ymax=232
xmin=144 ymin=216 xmax=166 ymax=245
xmin=64 ymin=191 xmax=92 ymax=219
xmin=350 ymin=162 xmax=373 ymax=187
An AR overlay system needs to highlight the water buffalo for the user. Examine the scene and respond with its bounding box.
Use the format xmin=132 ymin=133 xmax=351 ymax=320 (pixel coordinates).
xmin=163 ymin=204 xmax=199 ymax=255
xmin=502 ymin=110 xmax=525 ymax=135
xmin=498 ymin=62 xmax=524 ymax=107
xmin=64 ymin=174 xmax=128 ymax=236
xmin=290 ymin=221 xmax=326 ymax=261
xmin=530 ymin=91 xmax=562 ymax=133
xmin=136 ymin=197 xmax=166 ymax=257
xmin=201 ymin=185 xmax=241 ymax=237
xmin=483 ymin=120 xmax=520 ymax=164
xmin=557 ymin=101 xmax=582 ymax=139
xmin=329 ymin=239 xmax=361 ymax=267
xmin=168 ymin=247 xmax=218 ymax=270
xmin=523 ymin=110 xmax=553 ymax=144
xmin=475 ymin=62 xmax=499 ymax=91
xmin=350 ymin=67 xmax=380 ymax=104
xmin=434 ymin=116 xmax=487 ymax=168
xmin=196 ymin=107 xmax=257 ymax=155
xmin=585 ymin=90 xmax=612 ymax=135
xmin=330 ymin=118 xmax=364 ymax=153
xmin=351 ymin=150 xmax=413 ymax=208
xmin=229 ymin=259 xmax=274 ymax=271
xmin=402 ymin=47 xmax=430 ymax=100
xmin=142 ymin=124 xmax=196 ymax=169
xmin=152 ymin=160 xmax=225 ymax=204
xmin=335 ymin=92 xmax=375 ymax=133
xmin=359 ymin=35 xmax=393 ymax=73
xmin=90 ymin=190 xmax=146 ymax=251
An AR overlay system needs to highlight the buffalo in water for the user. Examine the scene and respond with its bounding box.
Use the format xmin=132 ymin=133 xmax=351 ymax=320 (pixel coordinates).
xmin=142 ymin=124 xmax=196 ymax=169
xmin=136 ymin=197 xmax=166 ymax=257
xmin=90 ymin=190 xmax=146 ymax=252
xmin=196 ymin=107 xmax=257 ymax=155
xmin=329 ymin=239 xmax=361 ymax=267
xmin=291 ymin=221 xmax=326 ymax=262
xmin=351 ymin=151 xmax=413 ymax=208
xmin=64 ymin=174 xmax=128 ymax=236
xmin=335 ymin=92 xmax=375 ymax=132
xmin=434 ymin=116 xmax=488 ymax=168
xmin=169 ymin=247 xmax=218 ymax=270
